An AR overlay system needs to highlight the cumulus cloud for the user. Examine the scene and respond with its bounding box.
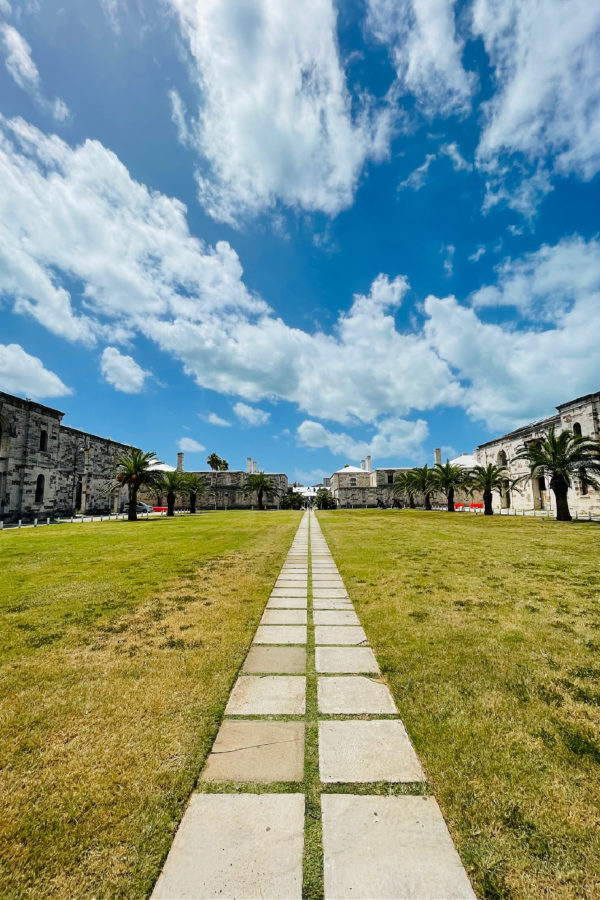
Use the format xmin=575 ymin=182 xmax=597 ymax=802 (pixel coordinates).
xmin=233 ymin=402 xmax=271 ymax=427
xmin=204 ymin=412 xmax=231 ymax=427
xmin=0 ymin=342 xmax=72 ymax=398
xmin=297 ymin=416 xmax=429 ymax=461
xmin=366 ymin=0 xmax=475 ymax=116
xmin=177 ymin=437 xmax=205 ymax=452
xmin=100 ymin=346 xmax=150 ymax=393
xmin=165 ymin=0 xmax=392 ymax=223
xmin=473 ymin=0 xmax=600 ymax=208
xmin=1 ymin=25 xmax=69 ymax=121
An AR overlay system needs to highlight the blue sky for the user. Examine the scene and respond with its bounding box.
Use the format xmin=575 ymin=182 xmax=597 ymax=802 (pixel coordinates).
xmin=1 ymin=0 xmax=599 ymax=484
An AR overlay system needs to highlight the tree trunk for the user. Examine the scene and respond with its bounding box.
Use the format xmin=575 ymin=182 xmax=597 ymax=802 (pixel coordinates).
xmin=167 ymin=490 xmax=175 ymax=517
xmin=447 ymin=486 xmax=455 ymax=512
xmin=128 ymin=484 xmax=137 ymax=521
xmin=257 ymin=488 xmax=264 ymax=510
xmin=551 ymin=475 xmax=571 ymax=521
xmin=190 ymin=492 xmax=196 ymax=514
xmin=424 ymin=493 xmax=432 ymax=511
xmin=409 ymin=494 xmax=415 ymax=509
xmin=483 ymin=489 xmax=493 ymax=516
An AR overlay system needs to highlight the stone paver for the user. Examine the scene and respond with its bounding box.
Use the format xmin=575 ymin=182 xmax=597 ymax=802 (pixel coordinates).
xmin=319 ymin=720 xmax=424 ymax=782
xmin=322 ymin=794 xmax=476 ymax=899
xmin=313 ymin=609 xmax=360 ymax=626
xmin=202 ymin=720 xmax=305 ymax=782
xmin=315 ymin=625 xmax=367 ymax=645
xmin=243 ymin=645 xmax=306 ymax=673
xmin=318 ymin=676 xmax=397 ymax=714
xmin=254 ymin=625 xmax=307 ymax=644
xmin=313 ymin=598 xmax=354 ymax=610
xmin=315 ymin=646 xmax=380 ymax=674
xmin=266 ymin=597 xmax=308 ymax=609
xmin=270 ymin=588 xmax=307 ymax=597
xmin=313 ymin=589 xmax=349 ymax=598
xmin=225 ymin=676 xmax=306 ymax=715
xmin=152 ymin=794 xmax=304 ymax=899
xmin=261 ymin=609 xmax=307 ymax=625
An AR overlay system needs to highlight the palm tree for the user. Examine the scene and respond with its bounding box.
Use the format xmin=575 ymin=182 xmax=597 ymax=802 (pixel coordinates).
xmin=243 ymin=472 xmax=279 ymax=510
xmin=206 ymin=452 xmax=222 ymax=471
xmin=514 ymin=426 xmax=600 ymax=522
xmin=184 ymin=473 xmax=208 ymax=514
xmin=433 ymin=461 xmax=468 ymax=512
xmin=159 ymin=470 xmax=186 ymax=517
xmin=408 ymin=465 xmax=436 ymax=510
xmin=392 ymin=471 xmax=415 ymax=508
xmin=469 ymin=463 xmax=512 ymax=516
xmin=114 ymin=449 xmax=160 ymax=521
xmin=218 ymin=458 xmax=229 ymax=471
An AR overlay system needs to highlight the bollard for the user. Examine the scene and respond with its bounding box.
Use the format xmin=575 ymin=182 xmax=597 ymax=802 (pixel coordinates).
xmin=0 ymin=521 xmax=3 ymax=530
xmin=70 ymin=517 xmax=73 ymax=524
xmin=46 ymin=517 xmax=50 ymax=526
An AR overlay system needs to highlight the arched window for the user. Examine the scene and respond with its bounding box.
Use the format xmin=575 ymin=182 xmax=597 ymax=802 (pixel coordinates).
xmin=39 ymin=429 xmax=48 ymax=451
xmin=497 ymin=449 xmax=508 ymax=466
xmin=573 ymin=422 xmax=582 ymax=437
xmin=35 ymin=474 xmax=45 ymax=503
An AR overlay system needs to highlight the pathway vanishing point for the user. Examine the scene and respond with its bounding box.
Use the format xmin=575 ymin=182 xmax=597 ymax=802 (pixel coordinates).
xmin=152 ymin=510 xmax=475 ymax=899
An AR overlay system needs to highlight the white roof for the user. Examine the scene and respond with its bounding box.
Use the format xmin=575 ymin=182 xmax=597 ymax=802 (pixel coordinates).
xmin=149 ymin=461 xmax=177 ymax=472
xmin=334 ymin=465 xmax=365 ymax=474
xmin=450 ymin=454 xmax=477 ymax=468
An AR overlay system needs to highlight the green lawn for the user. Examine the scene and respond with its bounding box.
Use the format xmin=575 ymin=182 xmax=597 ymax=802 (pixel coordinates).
xmin=318 ymin=509 xmax=600 ymax=900
xmin=0 ymin=512 xmax=301 ymax=899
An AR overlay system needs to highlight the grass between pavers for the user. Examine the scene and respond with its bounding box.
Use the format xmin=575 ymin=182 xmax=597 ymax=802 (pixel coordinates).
xmin=0 ymin=511 xmax=301 ymax=899
xmin=317 ymin=509 xmax=600 ymax=900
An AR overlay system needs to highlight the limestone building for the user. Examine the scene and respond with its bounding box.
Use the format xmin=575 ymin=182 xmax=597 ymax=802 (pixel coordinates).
xmin=0 ymin=391 xmax=131 ymax=521
xmin=475 ymin=391 xmax=600 ymax=516
xmin=170 ymin=456 xmax=288 ymax=510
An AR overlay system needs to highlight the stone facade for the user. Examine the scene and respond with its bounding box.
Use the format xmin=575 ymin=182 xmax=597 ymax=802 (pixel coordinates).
xmin=173 ymin=470 xmax=289 ymax=510
xmin=0 ymin=391 xmax=131 ymax=521
xmin=330 ymin=465 xmax=407 ymax=508
xmin=475 ymin=392 xmax=600 ymax=516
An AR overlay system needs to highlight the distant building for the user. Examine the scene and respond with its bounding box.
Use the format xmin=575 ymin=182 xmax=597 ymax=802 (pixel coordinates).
xmin=475 ymin=392 xmax=600 ymax=516
xmin=0 ymin=391 xmax=131 ymax=521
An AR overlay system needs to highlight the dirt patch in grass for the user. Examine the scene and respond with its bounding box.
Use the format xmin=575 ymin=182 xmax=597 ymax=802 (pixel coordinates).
xmin=0 ymin=512 xmax=300 ymax=899
xmin=318 ymin=510 xmax=600 ymax=900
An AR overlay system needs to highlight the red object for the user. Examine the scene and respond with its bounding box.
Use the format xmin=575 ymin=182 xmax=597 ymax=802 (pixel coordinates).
xmin=470 ymin=503 xmax=483 ymax=508
xmin=153 ymin=506 xmax=167 ymax=512
xmin=454 ymin=503 xmax=464 ymax=508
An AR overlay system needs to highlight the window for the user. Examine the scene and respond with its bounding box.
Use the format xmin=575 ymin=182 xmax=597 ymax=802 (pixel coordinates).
xmin=573 ymin=422 xmax=582 ymax=437
xmin=39 ymin=429 xmax=48 ymax=451
xmin=387 ymin=473 xmax=394 ymax=484
xmin=497 ymin=449 xmax=508 ymax=466
xmin=35 ymin=474 xmax=45 ymax=503
xmin=350 ymin=477 xmax=356 ymax=486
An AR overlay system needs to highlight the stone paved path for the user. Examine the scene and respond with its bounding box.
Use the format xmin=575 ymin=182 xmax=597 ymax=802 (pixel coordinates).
xmin=152 ymin=511 xmax=475 ymax=899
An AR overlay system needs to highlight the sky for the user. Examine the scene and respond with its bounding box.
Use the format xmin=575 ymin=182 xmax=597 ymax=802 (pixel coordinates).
xmin=1 ymin=0 xmax=599 ymax=485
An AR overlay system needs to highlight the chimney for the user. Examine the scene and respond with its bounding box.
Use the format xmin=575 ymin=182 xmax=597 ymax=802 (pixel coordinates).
xmin=253 ymin=460 xmax=258 ymax=474
xmin=246 ymin=457 xmax=252 ymax=474
xmin=177 ymin=452 xmax=184 ymax=471
xmin=366 ymin=455 xmax=371 ymax=472
xmin=360 ymin=459 xmax=365 ymax=470
xmin=434 ymin=448 xmax=441 ymax=465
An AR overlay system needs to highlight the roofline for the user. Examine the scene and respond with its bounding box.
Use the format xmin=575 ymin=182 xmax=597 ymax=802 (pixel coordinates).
xmin=556 ymin=391 xmax=600 ymax=409
xmin=476 ymin=413 xmax=559 ymax=449
xmin=0 ymin=390 xmax=65 ymax=419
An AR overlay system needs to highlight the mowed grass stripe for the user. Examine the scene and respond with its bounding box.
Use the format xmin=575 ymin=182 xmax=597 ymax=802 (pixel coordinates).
xmin=0 ymin=511 xmax=301 ymax=900
xmin=318 ymin=508 xmax=600 ymax=900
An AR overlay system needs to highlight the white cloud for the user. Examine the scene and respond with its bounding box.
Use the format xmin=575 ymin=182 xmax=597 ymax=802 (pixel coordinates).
xmin=292 ymin=467 xmax=329 ymax=485
xmin=165 ymin=0 xmax=393 ymax=223
xmin=233 ymin=402 xmax=271 ymax=427
xmin=468 ymin=246 xmax=486 ymax=262
xmin=204 ymin=412 xmax=231 ymax=427
xmin=0 ymin=1 xmax=12 ymax=15
xmin=470 ymin=236 xmax=600 ymax=322
xmin=177 ymin=437 xmax=205 ymax=452
xmin=398 ymin=153 xmax=435 ymax=191
xmin=100 ymin=346 xmax=150 ymax=393
xmin=442 ymin=244 xmax=455 ymax=277
xmin=0 ymin=342 xmax=72 ymax=398
xmin=297 ymin=416 xmax=429 ymax=461
xmin=473 ymin=0 xmax=600 ymax=205
xmin=1 ymin=25 xmax=69 ymax=121
xmin=440 ymin=142 xmax=472 ymax=171
xmin=366 ymin=0 xmax=475 ymax=116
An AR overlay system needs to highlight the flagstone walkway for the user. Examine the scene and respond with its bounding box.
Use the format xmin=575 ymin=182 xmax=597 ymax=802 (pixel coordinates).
xmin=152 ymin=511 xmax=475 ymax=899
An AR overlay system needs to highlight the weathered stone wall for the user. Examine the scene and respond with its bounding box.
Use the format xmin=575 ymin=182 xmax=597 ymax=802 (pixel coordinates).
xmin=151 ymin=470 xmax=290 ymax=510
xmin=0 ymin=392 xmax=130 ymax=520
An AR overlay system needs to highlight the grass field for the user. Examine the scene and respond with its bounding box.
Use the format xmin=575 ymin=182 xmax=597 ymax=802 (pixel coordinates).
xmin=318 ymin=509 xmax=600 ymax=900
xmin=0 ymin=511 xmax=301 ymax=899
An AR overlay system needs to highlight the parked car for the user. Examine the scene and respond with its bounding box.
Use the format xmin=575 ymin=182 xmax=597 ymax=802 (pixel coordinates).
xmin=122 ymin=501 xmax=153 ymax=513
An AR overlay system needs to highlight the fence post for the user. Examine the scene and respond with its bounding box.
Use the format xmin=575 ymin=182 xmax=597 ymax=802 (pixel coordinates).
xmin=18 ymin=519 xmax=22 ymax=528
xmin=46 ymin=517 xmax=50 ymax=526
xmin=34 ymin=518 xmax=38 ymax=527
